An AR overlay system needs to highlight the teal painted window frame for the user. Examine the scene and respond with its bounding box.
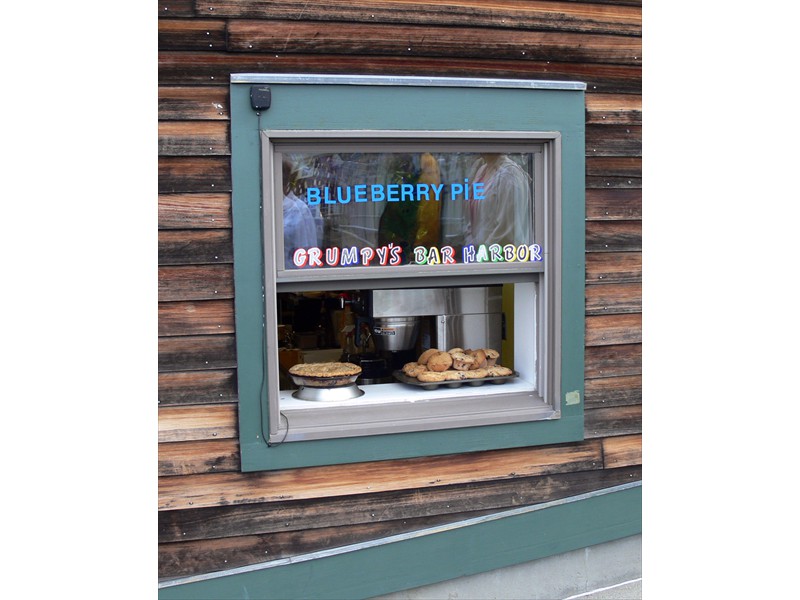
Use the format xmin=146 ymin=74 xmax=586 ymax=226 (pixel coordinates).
xmin=230 ymin=75 xmax=586 ymax=471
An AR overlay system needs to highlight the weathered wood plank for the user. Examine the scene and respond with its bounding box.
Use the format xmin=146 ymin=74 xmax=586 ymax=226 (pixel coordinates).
xmin=159 ymin=438 xmax=241 ymax=476
xmin=586 ymin=220 xmax=641 ymax=251
xmin=158 ymin=440 xmax=604 ymax=510
xmin=602 ymin=434 xmax=641 ymax=468
xmin=226 ymin=20 xmax=642 ymax=66
xmin=585 ymin=175 xmax=641 ymax=189
xmin=158 ymin=52 xmax=642 ymax=94
xmin=158 ymin=193 xmax=231 ymax=229
xmin=158 ymin=19 xmax=227 ymax=51
xmin=159 ymin=465 xmax=642 ymax=543
xmin=584 ymin=404 xmax=642 ymax=438
xmin=585 ymin=93 xmax=641 ymax=124
xmin=158 ymin=369 xmax=238 ymax=405
xmin=158 ymin=334 xmax=237 ymax=372
xmin=194 ymin=1 xmax=642 ymax=36
xmin=585 ymin=313 xmax=641 ymax=346
xmin=158 ymin=121 xmax=230 ymax=156
xmin=159 ymin=404 xmax=239 ymax=443
xmin=585 ymin=343 xmax=641 ymax=379
xmin=585 ymin=282 xmax=641 ymax=315
xmin=158 ymin=229 xmax=233 ymax=265
xmin=157 ymin=0 xmax=194 ymax=18
xmin=584 ymin=374 xmax=641 ymax=408
xmin=159 ymin=86 xmax=230 ymax=121
xmin=159 ymin=265 xmax=234 ymax=302
xmin=585 ymin=124 xmax=641 ymax=156
xmin=158 ymin=299 xmax=236 ymax=337
xmin=159 ymin=156 xmax=231 ymax=193
xmin=585 ymin=251 xmax=641 ymax=283
xmin=585 ymin=188 xmax=641 ymax=220
xmin=586 ymin=156 xmax=640 ymax=178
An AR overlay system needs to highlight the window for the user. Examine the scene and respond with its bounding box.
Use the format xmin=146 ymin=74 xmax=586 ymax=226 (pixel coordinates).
xmin=231 ymin=75 xmax=585 ymax=470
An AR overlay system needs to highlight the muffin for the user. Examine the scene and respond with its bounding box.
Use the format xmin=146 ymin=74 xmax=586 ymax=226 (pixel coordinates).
xmin=418 ymin=370 xmax=446 ymax=382
xmin=486 ymin=365 xmax=513 ymax=377
xmin=427 ymin=351 xmax=454 ymax=372
xmin=450 ymin=351 xmax=476 ymax=371
xmin=467 ymin=349 xmax=487 ymax=369
xmin=417 ymin=348 xmax=440 ymax=365
xmin=402 ymin=362 xmax=428 ymax=377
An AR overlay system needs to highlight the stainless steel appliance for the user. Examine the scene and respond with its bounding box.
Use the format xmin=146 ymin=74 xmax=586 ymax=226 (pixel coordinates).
xmin=365 ymin=286 xmax=503 ymax=378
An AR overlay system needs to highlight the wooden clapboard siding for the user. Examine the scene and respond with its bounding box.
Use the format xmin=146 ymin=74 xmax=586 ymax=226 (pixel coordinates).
xmin=585 ymin=188 xmax=641 ymax=220
xmin=585 ymin=344 xmax=641 ymax=379
xmin=587 ymin=157 xmax=641 ymax=180
xmin=159 ymin=156 xmax=231 ymax=193
xmin=158 ymin=121 xmax=230 ymax=156
xmin=158 ymin=299 xmax=236 ymax=337
xmin=602 ymin=434 xmax=641 ymax=468
xmin=158 ymin=1 xmax=194 ymax=18
xmin=192 ymin=0 xmax=642 ymax=36
xmin=586 ymin=220 xmax=641 ymax=252
xmin=158 ymin=19 xmax=227 ymax=51
xmin=158 ymin=193 xmax=231 ymax=229
xmin=158 ymin=87 xmax=230 ymax=121
xmin=159 ymin=466 xmax=641 ymax=544
xmin=585 ymin=282 xmax=641 ymax=315
xmin=585 ymin=252 xmax=641 ymax=283
xmin=158 ymin=370 xmax=238 ymax=406
xmin=158 ymin=440 xmax=604 ymax=510
xmin=224 ymin=21 xmax=641 ymax=65
xmin=586 ymin=124 xmax=641 ymax=156
xmin=158 ymin=334 xmax=237 ymax=372
xmin=584 ymin=404 xmax=642 ymax=439
xmin=158 ymin=265 xmax=234 ymax=302
xmin=157 ymin=0 xmax=642 ymax=582
xmin=158 ymin=465 xmax=641 ymax=578
xmin=159 ymin=438 xmax=241 ymax=476
xmin=585 ymin=93 xmax=641 ymax=124
xmin=585 ymin=313 xmax=641 ymax=346
xmin=158 ymin=229 xmax=233 ymax=264
xmin=159 ymin=403 xmax=238 ymax=443
xmin=584 ymin=374 xmax=641 ymax=408
xmin=159 ymin=53 xmax=641 ymax=94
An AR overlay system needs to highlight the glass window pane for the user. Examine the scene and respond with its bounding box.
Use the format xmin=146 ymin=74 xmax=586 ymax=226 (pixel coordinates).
xmin=279 ymin=151 xmax=538 ymax=271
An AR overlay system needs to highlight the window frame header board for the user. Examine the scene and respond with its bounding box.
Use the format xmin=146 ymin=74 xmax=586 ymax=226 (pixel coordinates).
xmin=230 ymin=75 xmax=586 ymax=471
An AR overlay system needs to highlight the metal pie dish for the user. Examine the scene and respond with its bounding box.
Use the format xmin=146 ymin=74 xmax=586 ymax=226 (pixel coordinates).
xmin=292 ymin=382 xmax=364 ymax=401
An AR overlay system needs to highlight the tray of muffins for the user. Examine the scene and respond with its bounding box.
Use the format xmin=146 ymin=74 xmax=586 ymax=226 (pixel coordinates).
xmin=394 ymin=347 xmax=517 ymax=390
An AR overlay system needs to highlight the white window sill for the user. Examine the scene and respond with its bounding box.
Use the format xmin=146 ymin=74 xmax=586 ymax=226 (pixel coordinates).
xmin=272 ymin=380 xmax=558 ymax=443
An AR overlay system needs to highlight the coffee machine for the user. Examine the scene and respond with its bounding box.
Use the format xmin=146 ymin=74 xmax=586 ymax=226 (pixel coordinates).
xmin=359 ymin=286 xmax=504 ymax=382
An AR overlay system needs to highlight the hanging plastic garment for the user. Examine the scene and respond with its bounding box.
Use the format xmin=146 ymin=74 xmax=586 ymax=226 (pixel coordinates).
xmin=283 ymin=191 xmax=318 ymax=269
xmin=466 ymin=154 xmax=532 ymax=248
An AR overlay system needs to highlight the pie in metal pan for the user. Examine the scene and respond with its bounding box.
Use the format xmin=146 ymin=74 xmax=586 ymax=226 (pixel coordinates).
xmin=288 ymin=361 xmax=362 ymax=388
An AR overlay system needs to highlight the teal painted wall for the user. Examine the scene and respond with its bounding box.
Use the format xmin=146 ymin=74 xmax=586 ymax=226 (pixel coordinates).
xmin=230 ymin=78 xmax=586 ymax=471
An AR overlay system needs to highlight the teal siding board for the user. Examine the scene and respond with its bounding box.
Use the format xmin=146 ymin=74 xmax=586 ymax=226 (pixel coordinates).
xmin=158 ymin=484 xmax=641 ymax=600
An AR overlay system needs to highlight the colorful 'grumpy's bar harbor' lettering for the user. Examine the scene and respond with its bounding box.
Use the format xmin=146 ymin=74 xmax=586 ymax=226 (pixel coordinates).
xmin=291 ymin=243 xmax=543 ymax=268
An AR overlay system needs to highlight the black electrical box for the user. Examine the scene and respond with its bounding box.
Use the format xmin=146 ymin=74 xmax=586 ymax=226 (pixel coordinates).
xmin=250 ymin=86 xmax=271 ymax=111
